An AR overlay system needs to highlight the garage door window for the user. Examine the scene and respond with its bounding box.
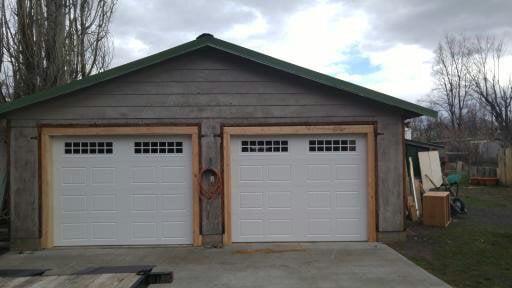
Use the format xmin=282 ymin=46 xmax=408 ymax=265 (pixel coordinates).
xmin=309 ymin=139 xmax=356 ymax=152
xmin=134 ymin=141 xmax=183 ymax=154
xmin=64 ymin=141 xmax=113 ymax=155
xmin=241 ymin=140 xmax=288 ymax=153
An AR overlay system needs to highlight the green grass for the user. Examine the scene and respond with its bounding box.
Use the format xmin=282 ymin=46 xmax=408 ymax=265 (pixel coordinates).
xmin=389 ymin=186 xmax=512 ymax=288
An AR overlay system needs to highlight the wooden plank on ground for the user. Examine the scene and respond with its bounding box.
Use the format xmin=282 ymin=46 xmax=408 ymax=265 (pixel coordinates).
xmin=0 ymin=273 xmax=142 ymax=288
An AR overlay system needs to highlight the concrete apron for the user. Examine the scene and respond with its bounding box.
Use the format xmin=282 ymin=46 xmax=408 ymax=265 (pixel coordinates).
xmin=0 ymin=243 xmax=449 ymax=288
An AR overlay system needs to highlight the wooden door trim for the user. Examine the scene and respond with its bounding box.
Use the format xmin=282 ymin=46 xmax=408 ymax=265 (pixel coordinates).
xmin=222 ymin=125 xmax=377 ymax=245
xmin=40 ymin=125 xmax=202 ymax=248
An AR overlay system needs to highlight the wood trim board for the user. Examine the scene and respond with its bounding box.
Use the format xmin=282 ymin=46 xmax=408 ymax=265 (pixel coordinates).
xmin=222 ymin=125 xmax=377 ymax=244
xmin=40 ymin=126 xmax=202 ymax=248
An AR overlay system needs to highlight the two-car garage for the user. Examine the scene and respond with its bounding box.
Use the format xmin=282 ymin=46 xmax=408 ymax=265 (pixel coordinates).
xmin=45 ymin=125 xmax=374 ymax=247
xmin=0 ymin=35 xmax=435 ymax=250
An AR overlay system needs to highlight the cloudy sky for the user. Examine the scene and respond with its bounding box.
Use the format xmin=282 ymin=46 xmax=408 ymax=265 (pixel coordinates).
xmin=110 ymin=0 xmax=512 ymax=103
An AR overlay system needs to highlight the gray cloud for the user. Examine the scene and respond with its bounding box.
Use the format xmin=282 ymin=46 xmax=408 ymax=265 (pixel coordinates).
xmin=110 ymin=0 xmax=309 ymax=64
xmin=110 ymin=0 xmax=512 ymax=67
xmin=345 ymin=0 xmax=512 ymax=49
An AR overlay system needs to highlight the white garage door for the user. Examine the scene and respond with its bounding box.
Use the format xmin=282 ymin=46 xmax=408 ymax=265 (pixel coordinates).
xmin=53 ymin=136 xmax=193 ymax=246
xmin=231 ymin=135 xmax=367 ymax=242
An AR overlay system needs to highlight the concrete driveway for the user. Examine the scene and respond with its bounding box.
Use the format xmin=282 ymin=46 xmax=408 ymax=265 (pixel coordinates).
xmin=0 ymin=242 xmax=449 ymax=287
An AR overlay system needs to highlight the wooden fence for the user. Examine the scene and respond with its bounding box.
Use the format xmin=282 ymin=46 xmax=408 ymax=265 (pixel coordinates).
xmin=498 ymin=147 xmax=512 ymax=185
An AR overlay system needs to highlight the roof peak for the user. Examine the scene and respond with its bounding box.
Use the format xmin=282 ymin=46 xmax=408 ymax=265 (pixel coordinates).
xmin=196 ymin=33 xmax=214 ymax=40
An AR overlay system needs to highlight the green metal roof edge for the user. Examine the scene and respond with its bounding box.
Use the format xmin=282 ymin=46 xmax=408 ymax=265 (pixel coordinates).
xmin=0 ymin=35 xmax=437 ymax=118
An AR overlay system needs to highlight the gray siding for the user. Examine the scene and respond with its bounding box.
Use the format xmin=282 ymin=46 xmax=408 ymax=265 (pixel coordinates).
xmin=5 ymin=48 xmax=405 ymax=248
xmin=9 ymin=127 xmax=40 ymax=250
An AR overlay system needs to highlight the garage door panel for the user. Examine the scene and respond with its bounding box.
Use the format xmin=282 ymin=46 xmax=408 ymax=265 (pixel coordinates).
xmin=306 ymin=209 xmax=334 ymax=220
xmin=132 ymin=223 xmax=158 ymax=240
xmin=267 ymin=219 xmax=294 ymax=236
xmin=89 ymin=195 xmax=117 ymax=211
xmin=131 ymin=166 xmax=158 ymax=184
xmin=266 ymin=165 xmax=292 ymax=181
xmin=155 ymin=183 xmax=188 ymax=194
xmin=335 ymin=192 xmax=361 ymax=208
xmin=61 ymin=223 xmax=89 ymax=241
xmin=263 ymin=208 xmax=293 ymax=220
xmin=232 ymin=134 xmax=367 ymax=242
xmin=239 ymin=192 xmax=263 ymax=209
xmin=239 ymin=165 xmax=264 ymax=182
xmin=335 ymin=165 xmax=361 ymax=180
xmin=129 ymin=186 xmax=169 ymax=195
xmin=239 ymin=220 xmax=264 ymax=237
xmin=61 ymin=167 xmax=88 ymax=185
xmin=305 ymin=164 xmax=331 ymax=181
xmin=158 ymin=194 xmax=187 ymax=210
xmin=334 ymin=219 xmax=362 ymax=235
xmin=91 ymin=223 xmax=118 ymax=240
xmin=91 ymin=167 xmax=116 ymax=185
xmin=61 ymin=196 xmax=87 ymax=212
xmin=332 ymin=206 xmax=362 ymax=216
xmin=266 ymin=191 xmax=293 ymax=208
xmin=87 ymin=211 xmax=120 ymax=222
xmin=332 ymin=180 xmax=360 ymax=191
xmin=160 ymin=166 xmax=187 ymax=183
xmin=131 ymin=195 xmax=158 ymax=211
xmin=161 ymin=221 xmax=189 ymax=239
xmin=236 ymin=209 xmax=265 ymax=219
xmin=306 ymin=191 xmax=331 ymax=209
xmin=306 ymin=219 xmax=331 ymax=236
xmin=60 ymin=212 xmax=88 ymax=224
xmin=53 ymin=135 xmax=193 ymax=246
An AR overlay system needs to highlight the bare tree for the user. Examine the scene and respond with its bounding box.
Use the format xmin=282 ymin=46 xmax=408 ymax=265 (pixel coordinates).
xmin=431 ymin=34 xmax=473 ymax=130
xmin=468 ymin=36 xmax=512 ymax=146
xmin=0 ymin=0 xmax=116 ymax=102
xmin=409 ymin=115 xmax=445 ymax=143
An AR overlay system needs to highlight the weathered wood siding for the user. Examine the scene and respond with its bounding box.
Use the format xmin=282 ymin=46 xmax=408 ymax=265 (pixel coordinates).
xmin=5 ymin=48 xmax=405 ymax=249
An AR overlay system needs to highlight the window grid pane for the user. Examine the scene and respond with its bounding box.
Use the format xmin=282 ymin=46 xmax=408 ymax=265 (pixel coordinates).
xmin=134 ymin=141 xmax=183 ymax=155
xmin=241 ymin=140 xmax=289 ymax=153
xmin=308 ymin=139 xmax=357 ymax=152
xmin=64 ymin=142 xmax=114 ymax=155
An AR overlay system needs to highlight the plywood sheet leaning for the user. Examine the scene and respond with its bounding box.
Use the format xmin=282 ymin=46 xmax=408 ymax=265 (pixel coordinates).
xmin=418 ymin=151 xmax=443 ymax=192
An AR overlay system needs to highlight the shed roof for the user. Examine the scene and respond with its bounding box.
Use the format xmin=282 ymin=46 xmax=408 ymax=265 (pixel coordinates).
xmin=405 ymin=139 xmax=444 ymax=150
xmin=0 ymin=33 xmax=436 ymax=117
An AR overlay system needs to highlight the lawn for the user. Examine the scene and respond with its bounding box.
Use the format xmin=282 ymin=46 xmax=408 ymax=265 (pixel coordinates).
xmin=388 ymin=185 xmax=512 ymax=288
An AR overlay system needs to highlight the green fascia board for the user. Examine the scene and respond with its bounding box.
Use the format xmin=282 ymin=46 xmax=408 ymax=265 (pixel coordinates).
xmin=0 ymin=35 xmax=437 ymax=118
